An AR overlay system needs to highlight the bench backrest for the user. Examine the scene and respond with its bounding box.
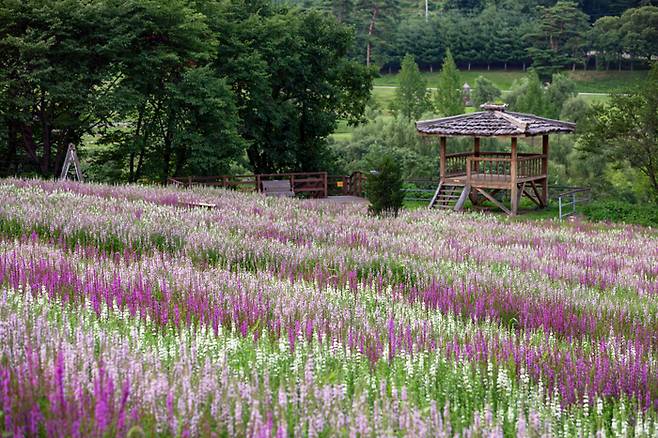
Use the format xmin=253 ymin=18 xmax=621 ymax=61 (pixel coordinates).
xmin=262 ymin=179 xmax=294 ymax=197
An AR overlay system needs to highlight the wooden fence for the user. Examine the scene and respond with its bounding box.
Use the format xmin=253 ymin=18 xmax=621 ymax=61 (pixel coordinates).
xmin=168 ymin=172 xmax=329 ymax=198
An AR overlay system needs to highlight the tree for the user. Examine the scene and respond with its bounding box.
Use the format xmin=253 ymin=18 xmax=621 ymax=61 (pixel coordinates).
xmin=91 ymin=0 xmax=245 ymax=183
xmin=0 ymin=0 xmax=125 ymax=177
xmin=619 ymin=6 xmax=658 ymax=66
xmin=545 ymin=73 xmax=578 ymax=119
xmin=394 ymin=16 xmax=442 ymax=71
xmin=560 ymin=96 xmax=589 ymax=125
xmin=435 ymin=49 xmax=463 ymax=116
xmin=390 ymin=54 xmax=431 ymax=121
xmin=590 ymin=16 xmax=623 ymax=70
xmin=209 ymin=1 xmax=374 ymax=173
xmin=577 ymin=63 xmax=658 ymax=202
xmin=471 ymin=76 xmax=501 ymax=108
xmin=514 ymin=70 xmax=548 ymax=115
xmin=366 ymin=153 xmax=404 ymax=217
xmin=355 ymin=0 xmax=400 ymax=67
xmin=525 ymin=1 xmax=590 ymax=79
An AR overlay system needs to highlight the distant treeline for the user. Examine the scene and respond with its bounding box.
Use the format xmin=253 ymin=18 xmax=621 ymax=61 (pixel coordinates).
xmin=290 ymin=0 xmax=658 ymax=76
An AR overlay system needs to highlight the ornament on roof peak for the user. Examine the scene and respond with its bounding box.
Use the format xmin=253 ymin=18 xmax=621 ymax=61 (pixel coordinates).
xmin=481 ymin=103 xmax=508 ymax=112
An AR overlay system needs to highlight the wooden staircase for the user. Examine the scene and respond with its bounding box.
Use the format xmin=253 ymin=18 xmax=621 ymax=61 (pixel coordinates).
xmin=429 ymin=183 xmax=470 ymax=211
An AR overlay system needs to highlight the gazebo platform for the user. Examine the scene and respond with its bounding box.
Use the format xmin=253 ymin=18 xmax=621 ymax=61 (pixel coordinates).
xmin=416 ymin=104 xmax=576 ymax=216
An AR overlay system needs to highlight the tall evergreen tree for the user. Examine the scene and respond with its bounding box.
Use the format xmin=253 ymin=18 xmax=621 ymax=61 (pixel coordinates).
xmin=435 ymin=49 xmax=463 ymax=116
xmin=525 ymin=1 xmax=590 ymax=79
xmin=390 ymin=54 xmax=431 ymax=121
xmin=355 ymin=0 xmax=400 ymax=67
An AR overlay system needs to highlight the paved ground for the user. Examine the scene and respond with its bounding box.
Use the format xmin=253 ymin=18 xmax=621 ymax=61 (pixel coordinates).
xmin=322 ymin=196 xmax=369 ymax=205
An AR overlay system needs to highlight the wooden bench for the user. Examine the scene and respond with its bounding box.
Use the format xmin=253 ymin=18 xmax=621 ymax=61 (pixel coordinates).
xmin=178 ymin=201 xmax=216 ymax=209
xmin=262 ymin=179 xmax=294 ymax=197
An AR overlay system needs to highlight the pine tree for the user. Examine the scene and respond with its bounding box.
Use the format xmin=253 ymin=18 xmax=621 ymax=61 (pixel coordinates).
xmin=435 ymin=49 xmax=463 ymax=116
xmin=390 ymin=54 xmax=431 ymax=121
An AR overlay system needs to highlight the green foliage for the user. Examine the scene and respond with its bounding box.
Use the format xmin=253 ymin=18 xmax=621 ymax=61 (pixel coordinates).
xmin=0 ymin=0 xmax=373 ymax=181
xmin=619 ymin=6 xmax=658 ymax=63
xmin=366 ymin=153 xmax=404 ymax=216
xmin=435 ymin=49 xmax=463 ymax=116
xmin=210 ymin=3 xmax=374 ymax=174
xmin=390 ymin=54 xmax=431 ymax=121
xmin=0 ymin=0 xmax=127 ymax=176
xmin=514 ymin=71 xmax=548 ymax=115
xmin=545 ymin=73 xmax=578 ymax=118
xmin=582 ymin=200 xmax=658 ymax=227
xmin=95 ymin=0 xmax=244 ymax=183
xmin=330 ymin=117 xmax=437 ymax=179
xmin=590 ymin=16 xmax=623 ymax=70
xmin=471 ymin=76 xmax=501 ymax=108
xmin=525 ymin=1 xmax=590 ymax=79
xmin=394 ymin=17 xmax=443 ymax=71
xmin=560 ymin=96 xmax=589 ymax=125
xmin=507 ymin=71 xmax=577 ymax=118
xmin=577 ymin=63 xmax=658 ymax=202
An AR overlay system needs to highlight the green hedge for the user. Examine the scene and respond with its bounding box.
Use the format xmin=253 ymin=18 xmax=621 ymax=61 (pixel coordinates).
xmin=582 ymin=200 xmax=658 ymax=227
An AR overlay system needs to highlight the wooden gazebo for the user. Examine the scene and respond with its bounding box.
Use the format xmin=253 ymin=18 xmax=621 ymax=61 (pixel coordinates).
xmin=416 ymin=104 xmax=576 ymax=216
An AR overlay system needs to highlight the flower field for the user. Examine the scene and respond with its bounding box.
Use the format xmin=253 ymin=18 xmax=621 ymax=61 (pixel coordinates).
xmin=0 ymin=179 xmax=657 ymax=437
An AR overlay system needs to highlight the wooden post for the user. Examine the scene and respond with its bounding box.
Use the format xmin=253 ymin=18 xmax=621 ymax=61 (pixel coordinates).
xmin=510 ymin=137 xmax=518 ymax=216
xmin=473 ymin=137 xmax=480 ymax=171
xmin=541 ymin=134 xmax=549 ymax=207
xmin=256 ymin=174 xmax=261 ymax=192
xmin=439 ymin=137 xmax=447 ymax=180
xmin=323 ymin=172 xmax=328 ymax=198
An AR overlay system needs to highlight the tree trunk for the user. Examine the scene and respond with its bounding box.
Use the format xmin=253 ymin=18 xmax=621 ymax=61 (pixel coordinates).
xmin=161 ymin=112 xmax=176 ymax=184
xmin=39 ymin=93 xmax=51 ymax=175
xmin=129 ymin=102 xmax=147 ymax=182
xmin=4 ymin=121 xmax=18 ymax=176
xmin=20 ymin=125 xmax=40 ymax=168
xmin=366 ymin=6 xmax=379 ymax=67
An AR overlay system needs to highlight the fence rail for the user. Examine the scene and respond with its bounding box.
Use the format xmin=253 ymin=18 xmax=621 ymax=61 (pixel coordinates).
xmin=169 ymin=172 xmax=329 ymax=198
xmin=555 ymin=187 xmax=591 ymax=220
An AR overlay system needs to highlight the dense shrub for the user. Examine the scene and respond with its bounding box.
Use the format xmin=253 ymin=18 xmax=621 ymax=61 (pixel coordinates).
xmin=582 ymin=200 xmax=658 ymax=227
xmin=366 ymin=154 xmax=405 ymax=217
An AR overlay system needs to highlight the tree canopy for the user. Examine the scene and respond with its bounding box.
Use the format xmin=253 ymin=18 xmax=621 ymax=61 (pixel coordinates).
xmin=390 ymin=54 xmax=432 ymax=121
xmin=578 ymin=63 xmax=658 ymax=202
xmin=435 ymin=49 xmax=463 ymax=116
xmin=0 ymin=0 xmax=373 ymax=180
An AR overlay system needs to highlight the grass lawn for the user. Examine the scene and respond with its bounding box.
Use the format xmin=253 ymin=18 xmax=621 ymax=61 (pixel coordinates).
xmin=404 ymin=197 xmax=570 ymax=222
xmin=374 ymin=69 xmax=648 ymax=93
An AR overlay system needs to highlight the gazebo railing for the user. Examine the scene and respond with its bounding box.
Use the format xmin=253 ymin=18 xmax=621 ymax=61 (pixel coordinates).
xmin=446 ymin=152 xmax=545 ymax=179
xmin=463 ymin=154 xmax=545 ymax=182
xmin=445 ymin=152 xmax=470 ymax=176
xmin=517 ymin=154 xmax=545 ymax=178
xmin=467 ymin=157 xmax=512 ymax=181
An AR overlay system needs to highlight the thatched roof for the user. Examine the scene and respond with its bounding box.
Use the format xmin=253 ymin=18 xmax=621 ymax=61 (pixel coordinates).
xmin=416 ymin=104 xmax=576 ymax=137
